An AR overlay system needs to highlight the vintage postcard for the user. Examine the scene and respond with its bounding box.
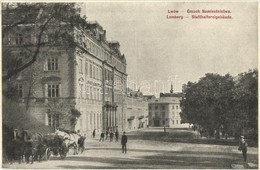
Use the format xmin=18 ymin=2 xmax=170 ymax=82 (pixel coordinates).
xmin=1 ymin=1 xmax=258 ymax=169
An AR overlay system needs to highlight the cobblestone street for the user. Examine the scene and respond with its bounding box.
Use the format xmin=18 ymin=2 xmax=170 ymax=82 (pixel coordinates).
xmin=3 ymin=128 xmax=258 ymax=169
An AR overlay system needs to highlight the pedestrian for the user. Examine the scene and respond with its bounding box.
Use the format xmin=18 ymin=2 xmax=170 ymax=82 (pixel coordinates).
xmin=238 ymin=136 xmax=248 ymax=162
xmin=164 ymin=126 xmax=166 ymax=133
xmin=105 ymin=130 xmax=109 ymax=140
xmin=78 ymin=134 xmax=86 ymax=153
xmin=121 ymin=131 xmax=127 ymax=153
xmin=92 ymin=129 xmax=96 ymax=139
xmin=24 ymin=136 xmax=33 ymax=164
xmin=115 ymin=130 xmax=119 ymax=142
xmin=110 ymin=131 xmax=114 ymax=142
xmin=100 ymin=132 xmax=104 ymax=142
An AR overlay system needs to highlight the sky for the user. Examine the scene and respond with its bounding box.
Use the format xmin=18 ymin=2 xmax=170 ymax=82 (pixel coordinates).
xmin=83 ymin=2 xmax=258 ymax=95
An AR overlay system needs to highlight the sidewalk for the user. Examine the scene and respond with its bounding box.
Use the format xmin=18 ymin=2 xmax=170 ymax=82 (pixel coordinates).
xmin=230 ymin=148 xmax=258 ymax=169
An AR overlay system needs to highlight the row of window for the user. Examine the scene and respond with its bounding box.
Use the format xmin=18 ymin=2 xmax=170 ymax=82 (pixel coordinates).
xmin=149 ymin=119 xmax=181 ymax=126
xmin=16 ymin=56 xmax=58 ymax=72
xmin=78 ymin=112 xmax=102 ymax=131
xmin=79 ymin=59 xmax=102 ymax=81
xmin=6 ymin=29 xmax=126 ymax=71
xmin=75 ymin=32 xmax=125 ymax=72
xmin=46 ymin=112 xmax=104 ymax=130
xmin=17 ymin=82 xmax=122 ymax=100
xmin=79 ymin=58 xmax=123 ymax=86
xmin=172 ymin=120 xmax=181 ymax=125
xmin=5 ymin=31 xmax=126 ymax=73
xmin=149 ymin=105 xmax=179 ymax=110
xmin=17 ymin=83 xmax=60 ymax=98
xmin=80 ymin=84 xmax=120 ymax=101
xmin=149 ymin=105 xmax=165 ymax=110
xmin=6 ymin=32 xmax=52 ymax=45
xmin=79 ymin=84 xmax=102 ymax=101
xmin=149 ymin=112 xmax=165 ymax=118
xmin=172 ymin=111 xmax=180 ymax=118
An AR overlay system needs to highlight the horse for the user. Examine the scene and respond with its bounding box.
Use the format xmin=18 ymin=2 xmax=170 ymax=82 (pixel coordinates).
xmin=3 ymin=126 xmax=26 ymax=164
xmin=33 ymin=137 xmax=48 ymax=162
xmin=55 ymin=129 xmax=81 ymax=155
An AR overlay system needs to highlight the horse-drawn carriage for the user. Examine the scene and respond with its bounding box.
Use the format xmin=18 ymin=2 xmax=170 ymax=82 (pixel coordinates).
xmin=3 ymin=123 xmax=84 ymax=164
xmin=3 ymin=124 xmax=49 ymax=164
xmin=42 ymin=134 xmax=68 ymax=160
xmin=3 ymin=125 xmax=72 ymax=164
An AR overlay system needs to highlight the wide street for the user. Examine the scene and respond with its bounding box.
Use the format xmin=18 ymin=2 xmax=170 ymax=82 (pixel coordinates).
xmin=3 ymin=128 xmax=258 ymax=169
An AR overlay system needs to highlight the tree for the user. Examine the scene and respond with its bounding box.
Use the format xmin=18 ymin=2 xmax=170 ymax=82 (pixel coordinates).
xmin=2 ymin=3 xmax=88 ymax=81
xmin=231 ymin=69 xmax=258 ymax=138
xmin=180 ymin=73 xmax=235 ymax=138
xmin=2 ymin=96 xmax=53 ymax=136
xmin=181 ymin=69 xmax=258 ymax=139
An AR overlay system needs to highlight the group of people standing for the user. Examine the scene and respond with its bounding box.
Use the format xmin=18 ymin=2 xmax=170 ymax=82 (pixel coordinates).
xmin=98 ymin=129 xmax=120 ymax=142
xmin=94 ymin=129 xmax=128 ymax=153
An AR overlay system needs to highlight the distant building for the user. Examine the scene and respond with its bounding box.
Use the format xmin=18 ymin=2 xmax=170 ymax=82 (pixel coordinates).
xmin=126 ymin=90 xmax=149 ymax=130
xmin=148 ymin=84 xmax=189 ymax=128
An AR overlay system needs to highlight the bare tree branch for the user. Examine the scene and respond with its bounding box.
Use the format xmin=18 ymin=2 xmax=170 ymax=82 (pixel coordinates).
xmin=3 ymin=15 xmax=54 ymax=81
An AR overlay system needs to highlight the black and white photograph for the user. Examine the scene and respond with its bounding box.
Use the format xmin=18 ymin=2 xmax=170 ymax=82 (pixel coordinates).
xmin=1 ymin=1 xmax=258 ymax=169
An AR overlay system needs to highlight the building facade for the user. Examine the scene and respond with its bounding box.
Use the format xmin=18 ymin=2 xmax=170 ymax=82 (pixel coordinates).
xmin=148 ymin=86 xmax=189 ymax=128
xmin=3 ymin=8 xmax=127 ymax=135
xmin=126 ymin=90 xmax=149 ymax=131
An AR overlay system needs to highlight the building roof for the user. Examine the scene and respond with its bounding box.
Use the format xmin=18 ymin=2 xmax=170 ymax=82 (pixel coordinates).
xmin=150 ymin=97 xmax=181 ymax=104
xmin=148 ymin=92 xmax=183 ymax=104
xmin=160 ymin=92 xmax=184 ymax=98
xmin=143 ymin=95 xmax=155 ymax=98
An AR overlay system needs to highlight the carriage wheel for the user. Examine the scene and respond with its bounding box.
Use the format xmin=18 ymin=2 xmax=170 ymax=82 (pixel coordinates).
xmin=45 ymin=148 xmax=51 ymax=161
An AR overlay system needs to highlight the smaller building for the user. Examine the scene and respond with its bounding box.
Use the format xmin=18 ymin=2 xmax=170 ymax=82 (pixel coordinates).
xmin=148 ymin=86 xmax=189 ymax=128
xmin=126 ymin=90 xmax=149 ymax=131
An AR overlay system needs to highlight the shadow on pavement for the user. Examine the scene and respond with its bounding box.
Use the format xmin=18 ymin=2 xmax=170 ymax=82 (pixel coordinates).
xmin=55 ymin=148 xmax=258 ymax=169
xmin=129 ymin=129 xmax=258 ymax=147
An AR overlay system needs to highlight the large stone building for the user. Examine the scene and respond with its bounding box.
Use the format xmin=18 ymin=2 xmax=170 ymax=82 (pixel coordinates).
xmin=148 ymin=85 xmax=189 ymax=128
xmin=2 ymin=6 xmax=127 ymax=135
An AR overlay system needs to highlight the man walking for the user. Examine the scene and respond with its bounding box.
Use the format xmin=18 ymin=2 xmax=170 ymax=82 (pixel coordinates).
xmin=238 ymin=136 xmax=248 ymax=162
xmin=105 ymin=130 xmax=109 ymax=140
xmin=115 ymin=130 xmax=119 ymax=142
xmin=121 ymin=131 xmax=127 ymax=154
xmin=78 ymin=134 xmax=86 ymax=153
xmin=92 ymin=129 xmax=96 ymax=139
xmin=100 ymin=132 xmax=105 ymax=142
xmin=110 ymin=131 xmax=114 ymax=142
